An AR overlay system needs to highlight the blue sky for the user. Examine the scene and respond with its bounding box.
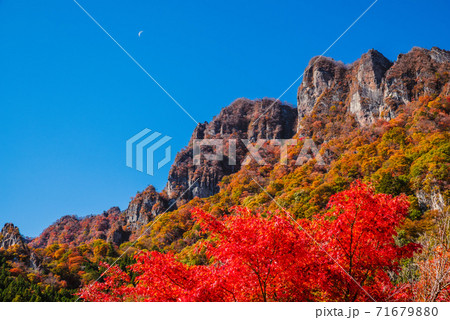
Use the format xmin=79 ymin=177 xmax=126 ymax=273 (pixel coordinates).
xmin=1 ymin=0 xmax=449 ymax=237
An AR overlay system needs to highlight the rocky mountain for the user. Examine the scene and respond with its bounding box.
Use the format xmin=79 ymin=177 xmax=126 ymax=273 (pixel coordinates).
xmin=28 ymin=186 xmax=171 ymax=248
xmin=166 ymin=98 xmax=297 ymax=201
xmin=123 ymin=185 xmax=169 ymax=235
xmin=298 ymin=47 xmax=450 ymax=128
xmin=29 ymin=207 xmax=125 ymax=248
xmin=0 ymin=223 xmax=28 ymax=251
xmin=0 ymin=223 xmax=41 ymax=271
xmin=13 ymin=46 xmax=449 ymax=250
xmin=167 ymin=47 xmax=450 ymax=203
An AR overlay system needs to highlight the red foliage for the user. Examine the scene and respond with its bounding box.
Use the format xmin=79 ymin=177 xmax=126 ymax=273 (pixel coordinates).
xmin=78 ymin=182 xmax=418 ymax=302
xmin=78 ymin=262 xmax=131 ymax=302
xmin=311 ymin=181 xmax=419 ymax=301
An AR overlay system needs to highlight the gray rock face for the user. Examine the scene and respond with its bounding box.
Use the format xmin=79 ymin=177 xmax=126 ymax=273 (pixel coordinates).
xmin=348 ymin=49 xmax=393 ymax=125
xmin=124 ymin=185 xmax=168 ymax=232
xmin=107 ymin=226 xmax=130 ymax=245
xmin=382 ymin=47 xmax=450 ymax=115
xmin=416 ymin=189 xmax=446 ymax=213
xmin=297 ymin=47 xmax=450 ymax=128
xmin=0 ymin=223 xmax=42 ymax=271
xmin=0 ymin=223 xmax=26 ymax=250
xmin=297 ymin=56 xmax=349 ymax=120
xmin=165 ymin=98 xmax=297 ymax=200
xmin=29 ymin=252 xmax=42 ymax=271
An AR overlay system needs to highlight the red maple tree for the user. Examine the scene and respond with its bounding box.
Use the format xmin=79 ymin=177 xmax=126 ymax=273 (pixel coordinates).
xmin=78 ymin=182 xmax=418 ymax=302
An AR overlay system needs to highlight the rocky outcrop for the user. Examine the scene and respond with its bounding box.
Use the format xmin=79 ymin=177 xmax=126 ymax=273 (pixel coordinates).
xmin=123 ymin=185 xmax=168 ymax=232
xmin=382 ymin=47 xmax=450 ymax=116
xmin=29 ymin=188 xmax=168 ymax=247
xmin=348 ymin=49 xmax=393 ymax=125
xmin=416 ymin=189 xmax=447 ymax=213
xmin=297 ymin=56 xmax=349 ymax=120
xmin=107 ymin=226 xmax=130 ymax=245
xmin=297 ymin=47 xmax=450 ymax=128
xmin=30 ymin=207 xmax=125 ymax=248
xmin=165 ymin=98 xmax=297 ymax=200
xmin=0 ymin=223 xmax=27 ymax=250
xmin=0 ymin=223 xmax=42 ymax=271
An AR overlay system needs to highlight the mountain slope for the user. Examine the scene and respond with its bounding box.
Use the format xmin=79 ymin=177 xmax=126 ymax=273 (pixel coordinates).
xmin=10 ymin=46 xmax=450 ymax=253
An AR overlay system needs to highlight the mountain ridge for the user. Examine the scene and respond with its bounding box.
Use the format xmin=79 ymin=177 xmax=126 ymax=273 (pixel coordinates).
xmin=2 ymin=46 xmax=448 ymax=249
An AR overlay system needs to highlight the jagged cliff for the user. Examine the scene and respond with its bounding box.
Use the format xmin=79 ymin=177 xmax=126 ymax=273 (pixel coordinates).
xmin=166 ymin=98 xmax=297 ymax=200
xmin=0 ymin=223 xmax=27 ymax=250
xmin=0 ymin=224 xmax=41 ymax=271
xmin=298 ymin=47 xmax=450 ymax=127
xmin=167 ymin=46 xmax=450 ymax=202
xmin=123 ymin=185 xmax=168 ymax=236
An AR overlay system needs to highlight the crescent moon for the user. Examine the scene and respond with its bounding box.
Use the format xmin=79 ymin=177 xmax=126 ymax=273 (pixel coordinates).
xmin=138 ymin=31 xmax=143 ymax=37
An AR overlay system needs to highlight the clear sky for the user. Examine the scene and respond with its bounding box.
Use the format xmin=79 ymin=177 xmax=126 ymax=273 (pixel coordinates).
xmin=1 ymin=0 xmax=449 ymax=237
